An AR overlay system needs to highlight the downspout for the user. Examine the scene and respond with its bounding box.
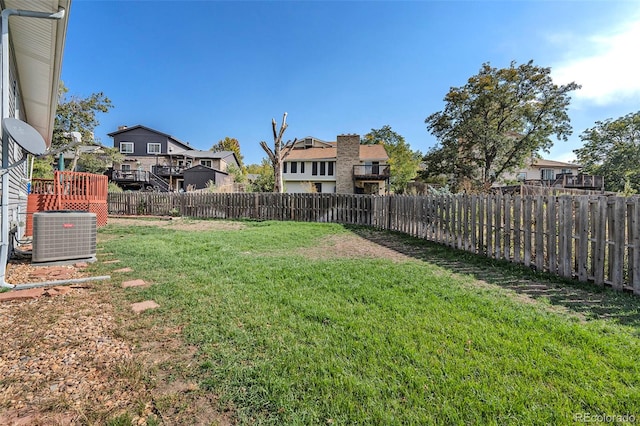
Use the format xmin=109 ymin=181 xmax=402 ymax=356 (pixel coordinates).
xmin=0 ymin=8 xmax=65 ymax=289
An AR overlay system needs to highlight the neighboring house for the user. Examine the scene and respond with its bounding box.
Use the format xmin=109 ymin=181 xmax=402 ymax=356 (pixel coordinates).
xmin=500 ymin=158 xmax=604 ymax=190
xmin=282 ymin=134 xmax=390 ymax=194
xmin=0 ymin=0 xmax=70 ymax=280
xmin=107 ymin=125 xmax=238 ymax=191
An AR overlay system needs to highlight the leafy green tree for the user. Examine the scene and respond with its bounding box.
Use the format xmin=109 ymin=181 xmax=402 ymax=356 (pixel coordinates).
xmin=244 ymin=163 xmax=263 ymax=174
xmin=31 ymin=157 xmax=55 ymax=179
xmin=33 ymin=82 xmax=113 ymax=177
xmin=76 ymin=147 xmax=123 ymax=174
xmin=423 ymin=60 xmax=580 ymax=191
xmin=226 ymin=164 xmax=246 ymax=184
xmin=211 ymin=136 xmax=244 ymax=170
xmin=246 ymin=159 xmax=274 ymax=192
xmin=54 ymin=82 xmax=113 ymax=168
xmin=574 ymin=111 xmax=640 ymax=193
xmin=362 ymin=125 xmax=422 ymax=193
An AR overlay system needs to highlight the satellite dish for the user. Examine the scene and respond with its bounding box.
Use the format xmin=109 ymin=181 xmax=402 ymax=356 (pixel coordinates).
xmin=2 ymin=118 xmax=47 ymax=155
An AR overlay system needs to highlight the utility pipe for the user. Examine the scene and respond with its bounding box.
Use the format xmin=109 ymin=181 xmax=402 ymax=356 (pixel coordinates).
xmin=11 ymin=275 xmax=111 ymax=290
xmin=0 ymin=8 xmax=65 ymax=288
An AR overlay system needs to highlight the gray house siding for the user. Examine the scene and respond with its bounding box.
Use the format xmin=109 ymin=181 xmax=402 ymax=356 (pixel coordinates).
xmin=112 ymin=127 xmax=172 ymax=156
xmin=5 ymin=56 xmax=29 ymax=238
xmin=183 ymin=165 xmax=229 ymax=190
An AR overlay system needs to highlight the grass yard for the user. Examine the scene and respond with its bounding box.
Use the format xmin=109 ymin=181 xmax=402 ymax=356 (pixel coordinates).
xmin=95 ymin=219 xmax=640 ymax=425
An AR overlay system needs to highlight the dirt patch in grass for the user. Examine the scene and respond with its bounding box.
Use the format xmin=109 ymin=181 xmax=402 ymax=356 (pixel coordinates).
xmin=108 ymin=216 xmax=246 ymax=232
xmin=295 ymin=229 xmax=588 ymax=317
xmin=296 ymin=232 xmax=422 ymax=263
xmin=0 ymin=280 xmax=234 ymax=425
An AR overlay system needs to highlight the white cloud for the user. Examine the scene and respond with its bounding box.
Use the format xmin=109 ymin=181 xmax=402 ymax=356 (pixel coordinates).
xmin=552 ymin=17 xmax=640 ymax=105
xmin=546 ymin=148 xmax=578 ymax=165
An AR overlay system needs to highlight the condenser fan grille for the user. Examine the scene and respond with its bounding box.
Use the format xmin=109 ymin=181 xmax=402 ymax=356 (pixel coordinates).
xmin=32 ymin=212 xmax=97 ymax=263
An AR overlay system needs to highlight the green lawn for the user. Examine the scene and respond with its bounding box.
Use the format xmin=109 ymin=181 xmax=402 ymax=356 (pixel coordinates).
xmin=96 ymin=220 xmax=640 ymax=425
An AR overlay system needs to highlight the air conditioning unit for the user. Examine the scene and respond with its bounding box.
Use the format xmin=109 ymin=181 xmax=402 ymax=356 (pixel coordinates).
xmin=32 ymin=211 xmax=97 ymax=263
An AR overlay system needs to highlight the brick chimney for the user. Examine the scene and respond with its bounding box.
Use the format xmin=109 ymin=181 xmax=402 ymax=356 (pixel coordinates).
xmin=336 ymin=134 xmax=360 ymax=194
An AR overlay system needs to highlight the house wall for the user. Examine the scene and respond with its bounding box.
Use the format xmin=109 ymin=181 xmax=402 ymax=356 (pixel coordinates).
xmin=285 ymin=181 xmax=336 ymax=194
xmin=215 ymin=171 xmax=233 ymax=187
xmin=283 ymin=160 xmax=336 ymax=180
xmin=336 ymin=134 xmax=360 ymax=194
xmin=120 ymin=156 xmax=168 ymax=173
xmin=210 ymin=158 xmax=223 ymax=171
xmin=4 ymin=51 xmax=29 ymax=238
xmin=183 ymin=166 xmax=217 ymax=190
xmin=112 ymin=127 xmax=171 ymax=156
xmin=283 ymin=159 xmax=338 ymax=193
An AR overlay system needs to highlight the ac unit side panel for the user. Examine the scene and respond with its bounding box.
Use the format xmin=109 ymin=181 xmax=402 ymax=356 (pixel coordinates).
xmin=32 ymin=212 xmax=97 ymax=263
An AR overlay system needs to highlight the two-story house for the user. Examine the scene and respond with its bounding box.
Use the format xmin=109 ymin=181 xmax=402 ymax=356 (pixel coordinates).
xmin=108 ymin=125 xmax=240 ymax=191
xmin=283 ymin=134 xmax=390 ymax=194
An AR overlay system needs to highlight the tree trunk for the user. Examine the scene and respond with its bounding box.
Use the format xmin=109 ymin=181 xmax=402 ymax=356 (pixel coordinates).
xmin=70 ymin=146 xmax=81 ymax=171
xmin=274 ymin=162 xmax=283 ymax=193
xmin=259 ymin=113 xmax=296 ymax=193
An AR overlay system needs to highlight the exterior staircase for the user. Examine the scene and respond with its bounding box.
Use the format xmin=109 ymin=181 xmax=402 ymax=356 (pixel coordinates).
xmin=149 ymin=172 xmax=170 ymax=192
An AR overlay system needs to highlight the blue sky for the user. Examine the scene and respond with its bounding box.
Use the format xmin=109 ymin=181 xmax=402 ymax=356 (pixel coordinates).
xmin=61 ymin=0 xmax=640 ymax=166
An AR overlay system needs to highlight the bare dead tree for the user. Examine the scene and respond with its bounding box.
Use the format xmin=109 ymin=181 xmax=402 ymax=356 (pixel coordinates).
xmin=259 ymin=112 xmax=297 ymax=193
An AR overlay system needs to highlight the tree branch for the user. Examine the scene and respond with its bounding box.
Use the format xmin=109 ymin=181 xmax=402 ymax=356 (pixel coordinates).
xmin=281 ymin=138 xmax=297 ymax=161
xmin=259 ymin=141 xmax=276 ymax=163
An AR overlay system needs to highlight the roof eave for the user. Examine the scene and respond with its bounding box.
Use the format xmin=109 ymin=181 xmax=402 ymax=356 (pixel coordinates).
xmin=7 ymin=0 xmax=72 ymax=147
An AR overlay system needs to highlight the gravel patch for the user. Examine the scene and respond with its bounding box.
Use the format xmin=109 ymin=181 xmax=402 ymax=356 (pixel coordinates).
xmin=0 ymin=287 xmax=150 ymax=425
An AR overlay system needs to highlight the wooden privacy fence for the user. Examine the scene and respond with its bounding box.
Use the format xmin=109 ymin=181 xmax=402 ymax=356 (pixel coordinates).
xmin=108 ymin=192 xmax=640 ymax=295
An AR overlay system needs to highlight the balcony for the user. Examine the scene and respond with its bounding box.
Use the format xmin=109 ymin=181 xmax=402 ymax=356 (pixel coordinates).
xmin=152 ymin=165 xmax=185 ymax=177
xmin=353 ymin=164 xmax=390 ymax=180
xmin=112 ymin=170 xmax=149 ymax=183
xmin=558 ymin=174 xmax=604 ymax=189
xmin=523 ymin=174 xmax=604 ymax=190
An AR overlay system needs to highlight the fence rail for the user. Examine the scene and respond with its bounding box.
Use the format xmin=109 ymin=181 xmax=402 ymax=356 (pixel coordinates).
xmin=108 ymin=192 xmax=640 ymax=295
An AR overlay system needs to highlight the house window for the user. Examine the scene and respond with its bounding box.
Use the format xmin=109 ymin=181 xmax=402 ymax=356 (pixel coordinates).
xmin=541 ymin=169 xmax=555 ymax=181
xmin=312 ymin=162 xmax=318 ymax=176
xmin=201 ymin=160 xmax=212 ymax=167
xmin=516 ymin=172 xmax=526 ymax=181
xmin=290 ymin=161 xmax=297 ymax=173
xmin=328 ymin=161 xmax=334 ymax=176
xmin=319 ymin=162 xmax=326 ymax=176
xmin=121 ymin=164 xmax=131 ymax=172
xmin=120 ymin=142 xmax=134 ymax=154
xmin=147 ymin=143 xmax=161 ymax=154
xmin=313 ymin=182 xmax=322 ymax=193
xmin=561 ymin=168 xmax=573 ymax=175
xmin=300 ymin=162 xmax=305 ymax=173
xmin=284 ymin=162 xmax=288 ymax=173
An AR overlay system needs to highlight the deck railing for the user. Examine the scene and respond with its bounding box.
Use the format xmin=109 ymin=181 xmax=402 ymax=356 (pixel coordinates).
xmin=26 ymin=171 xmax=108 ymax=235
xmin=111 ymin=170 xmax=149 ymax=183
xmin=353 ymin=165 xmax=390 ymax=179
